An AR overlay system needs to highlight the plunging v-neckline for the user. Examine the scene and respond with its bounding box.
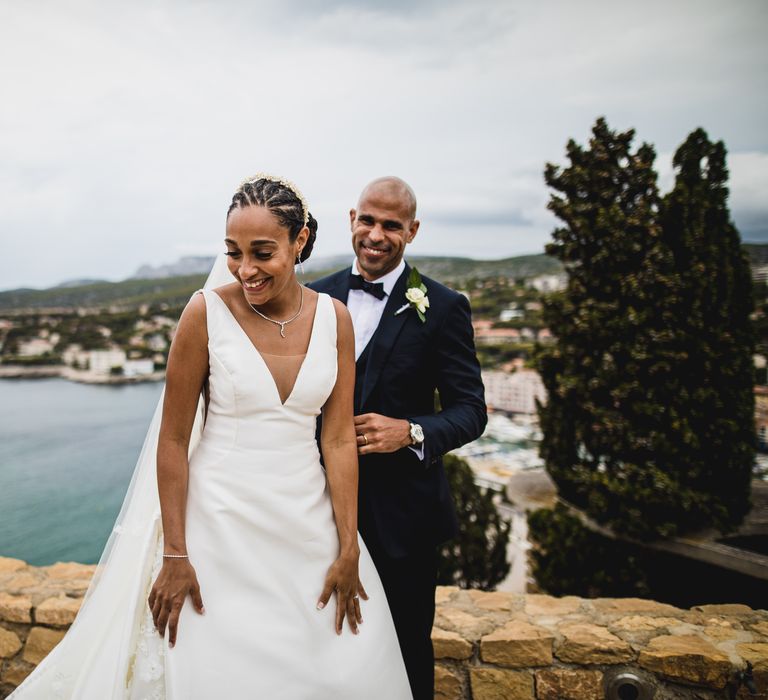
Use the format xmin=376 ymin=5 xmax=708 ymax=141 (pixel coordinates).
xmin=210 ymin=290 xmax=322 ymax=407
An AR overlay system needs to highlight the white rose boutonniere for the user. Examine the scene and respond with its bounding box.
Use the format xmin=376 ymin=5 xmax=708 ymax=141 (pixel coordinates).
xmin=395 ymin=267 xmax=429 ymax=323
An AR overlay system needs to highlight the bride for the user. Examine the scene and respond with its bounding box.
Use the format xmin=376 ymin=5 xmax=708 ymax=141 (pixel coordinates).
xmin=11 ymin=174 xmax=412 ymax=699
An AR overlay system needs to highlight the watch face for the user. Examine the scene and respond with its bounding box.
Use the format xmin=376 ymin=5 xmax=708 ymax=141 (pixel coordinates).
xmin=411 ymin=423 xmax=424 ymax=443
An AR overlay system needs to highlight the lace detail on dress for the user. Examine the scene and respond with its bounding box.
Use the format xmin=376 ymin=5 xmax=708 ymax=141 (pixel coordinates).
xmin=127 ymin=538 xmax=166 ymax=700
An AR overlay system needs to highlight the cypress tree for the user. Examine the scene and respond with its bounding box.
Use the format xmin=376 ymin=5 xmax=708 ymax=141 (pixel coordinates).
xmin=658 ymin=129 xmax=755 ymax=532
xmin=536 ymin=119 xmax=754 ymax=540
xmin=438 ymin=454 xmax=511 ymax=590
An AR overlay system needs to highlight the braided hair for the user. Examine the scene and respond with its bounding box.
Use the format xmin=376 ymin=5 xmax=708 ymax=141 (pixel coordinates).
xmin=227 ymin=177 xmax=317 ymax=262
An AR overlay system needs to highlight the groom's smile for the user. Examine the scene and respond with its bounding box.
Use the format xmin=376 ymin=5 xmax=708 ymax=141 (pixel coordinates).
xmin=350 ymin=178 xmax=420 ymax=281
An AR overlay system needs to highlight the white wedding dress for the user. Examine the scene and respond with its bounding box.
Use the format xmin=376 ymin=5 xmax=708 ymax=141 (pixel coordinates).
xmin=11 ymin=288 xmax=412 ymax=699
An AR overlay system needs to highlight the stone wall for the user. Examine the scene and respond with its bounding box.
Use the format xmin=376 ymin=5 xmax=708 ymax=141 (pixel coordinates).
xmin=1 ymin=555 xmax=766 ymax=699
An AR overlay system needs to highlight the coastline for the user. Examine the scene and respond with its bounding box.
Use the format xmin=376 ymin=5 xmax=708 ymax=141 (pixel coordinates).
xmin=0 ymin=365 xmax=165 ymax=385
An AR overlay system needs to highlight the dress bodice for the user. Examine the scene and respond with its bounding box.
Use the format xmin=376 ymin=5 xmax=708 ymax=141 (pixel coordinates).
xmin=198 ymin=289 xmax=338 ymax=457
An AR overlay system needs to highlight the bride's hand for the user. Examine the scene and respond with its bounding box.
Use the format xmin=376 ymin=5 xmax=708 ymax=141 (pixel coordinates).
xmin=316 ymin=551 xmax=366 ymax=635
xmin=148 ymin=559 xmax=205 ymax=648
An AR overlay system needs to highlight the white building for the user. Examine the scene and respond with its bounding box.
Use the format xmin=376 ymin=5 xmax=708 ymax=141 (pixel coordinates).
xmin=17 ymin=338 xmax=55 ymax=357
xmin=147 ymin=334 xmax=168 ymax=352
xmin=483 ymin=369 xmax=547 ymax=414
xmin=62 ymin=344 xmax=89 ymax=368
xmin=752 ymin=265 xmax=768 ymax=285
xmin=499 ymin=308 xmax=524 ymax=322
xmin=476 ymin=328 xmax=522 ymax=345
xmin=528 ymin=274 xmax=566 ymax=293
xmin=124 ymin=358 xmax=155 ymax=377
xmin=88 ymin=349 xmax=127 ymax=375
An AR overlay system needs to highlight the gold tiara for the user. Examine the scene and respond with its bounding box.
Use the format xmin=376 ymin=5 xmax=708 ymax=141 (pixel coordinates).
xmin=240 ymin=172 xmax=309 ymax=225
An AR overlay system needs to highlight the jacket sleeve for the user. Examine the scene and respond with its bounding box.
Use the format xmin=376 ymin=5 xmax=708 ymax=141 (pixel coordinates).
xmin=410 ymin=293 xmax=487 ymax=467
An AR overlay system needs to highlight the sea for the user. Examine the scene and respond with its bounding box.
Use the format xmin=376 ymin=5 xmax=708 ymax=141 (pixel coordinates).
xmin=0 ymin=378 xmax=163 ymax=565
xmin=0 ymin=378 xmax=547 ymax=569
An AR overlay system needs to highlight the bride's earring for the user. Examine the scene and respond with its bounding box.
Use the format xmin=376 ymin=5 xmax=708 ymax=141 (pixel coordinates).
xmin=296 ymin=251 xmax=305 ymax=276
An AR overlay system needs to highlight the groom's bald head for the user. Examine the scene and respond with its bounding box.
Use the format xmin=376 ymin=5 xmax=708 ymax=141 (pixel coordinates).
xmin=357 ymin=177 xmax=417 ymax=221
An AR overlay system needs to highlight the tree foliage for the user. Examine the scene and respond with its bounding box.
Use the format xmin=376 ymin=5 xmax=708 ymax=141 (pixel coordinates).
xmin=527 ymin=505 xmax=650 ymax=597
xmin=536 ymin=118 xmax=754 ymax=540
xmin=438 ymin=454 xmax=511 ymax=590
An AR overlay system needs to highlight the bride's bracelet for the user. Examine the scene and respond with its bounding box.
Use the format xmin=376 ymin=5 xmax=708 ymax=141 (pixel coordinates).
xmin=162 ymin=553 xmax=189 ymax=559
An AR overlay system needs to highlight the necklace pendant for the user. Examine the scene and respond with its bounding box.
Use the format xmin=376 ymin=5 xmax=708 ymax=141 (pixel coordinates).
xmin=246 ymin=283 xmax=303 ymax=337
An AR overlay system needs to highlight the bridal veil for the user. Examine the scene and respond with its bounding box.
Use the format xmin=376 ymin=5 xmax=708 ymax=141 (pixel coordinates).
xmin=11 ymin=254 xmax=232 ymax=699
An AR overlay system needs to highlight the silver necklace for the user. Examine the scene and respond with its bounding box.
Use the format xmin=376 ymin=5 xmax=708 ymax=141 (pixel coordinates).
xmin=247 ymin=284 xmax=304 ymax=338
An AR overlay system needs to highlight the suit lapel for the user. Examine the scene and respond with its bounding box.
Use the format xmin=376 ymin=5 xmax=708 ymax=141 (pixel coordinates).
xmin=359 ymin=264 xmax=411 ymax=409
xmin=324 ymin=266 xmax=352 ymax=305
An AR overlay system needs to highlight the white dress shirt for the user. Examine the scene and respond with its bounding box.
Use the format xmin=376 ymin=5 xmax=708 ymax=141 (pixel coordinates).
xmin=348 ymin=258 xmax=406 ymax=360
xmin=347 ymin=259 xmax=424 ymax=460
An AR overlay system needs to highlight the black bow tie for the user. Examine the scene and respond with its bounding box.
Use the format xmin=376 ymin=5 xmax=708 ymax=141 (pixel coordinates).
xmin=349 ymin=274 xmax=386 ymax=300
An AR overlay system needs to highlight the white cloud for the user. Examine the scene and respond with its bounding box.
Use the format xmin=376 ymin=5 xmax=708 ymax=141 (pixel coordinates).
xmin=1 ymin=0 xmax=766 ymax=288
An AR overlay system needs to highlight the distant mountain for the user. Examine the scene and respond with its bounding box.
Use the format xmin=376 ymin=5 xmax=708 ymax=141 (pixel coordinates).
xmin=406 ymin=254 xmax=562 ymax=282
xmin=132 ymin=256 xmax=216 ymax=279
xmin=305 ymin=254 xmax=563 ymax=283
xmin=54 ymin=278 xmax=107 ymax=288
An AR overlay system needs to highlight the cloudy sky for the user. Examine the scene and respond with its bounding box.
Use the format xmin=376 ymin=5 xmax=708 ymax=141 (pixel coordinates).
xmin=1 ymin=0 xmax=766 ymax=289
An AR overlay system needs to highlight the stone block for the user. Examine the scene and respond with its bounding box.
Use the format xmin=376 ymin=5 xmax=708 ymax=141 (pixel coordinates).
xmin=467 ymin=590 xmax=518 ymax=612
xmin=469 ymin=668 xmax=533 ymax=700
xmin=0 ymin=593 xmax=32 ymax=623
xmin=556 ymin=623 xmax=634 ymax=664
xmin=432 ymin=627 xmax=473 ymax=660
xmin=638 ymin=634 xmax=731 ymax=688
xmin=693 ymin=603 xmax=753 ymax=616
xmin=480 ymin=620 xmax=553 ymax=667
xmin=736 ymin=642 xmax=768 ymax=671
xmin=435 ymin=586 xmax=458 ymax=606
xmin=36 ymin=596 xmax=82 ymax=626
xmin=0 ymin=557 xmax=27 ymax=574
xmin=1 ymin=658 xmax=35 ymax=686
xmin=611 ymin=615 xmax=681 ymax=632
xmin=703 ymin=625 xmax=741 ymax=641
xmin=42 ymin=562 xmax=97 ymax=580
xmin=525 ymin=594 xmax=581 ymax=617
xmin=0 ymin=627 xmax=22 ymax=658
xmin=434 ymin=665 xmax=462 ymax=700
xmin=593 ymin=598 xmax=682 ymax=616
xmin=535 ymin=669 xmax=603 ymax=700
xmin=435 ymin=607 xmax=496 ymax=641
xmin=22 ymin=627 xmax=66 ymax=666
xmin=5 ymin=573 xmax=38 ymax=592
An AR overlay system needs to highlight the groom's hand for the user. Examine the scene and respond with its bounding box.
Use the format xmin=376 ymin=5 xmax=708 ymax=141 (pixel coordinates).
xmin=354 ymin=413 xmax=411 ymax=454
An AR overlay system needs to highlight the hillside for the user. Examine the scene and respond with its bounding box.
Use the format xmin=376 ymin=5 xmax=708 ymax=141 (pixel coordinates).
xmin=4 ymin=242 xmax=765 ymax=313
xmin=0 ymin=254 xmax=561 ymax=311
xmin=0 ymin=275 xmax=209 ymax=312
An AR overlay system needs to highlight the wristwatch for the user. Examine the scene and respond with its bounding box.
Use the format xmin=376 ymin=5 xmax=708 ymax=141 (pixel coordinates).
xmin=408 ymin=422 xmax=424 ymax=446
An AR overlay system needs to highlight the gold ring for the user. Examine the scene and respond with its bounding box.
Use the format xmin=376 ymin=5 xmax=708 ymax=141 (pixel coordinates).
xmin=362 ymin=434 xmax=368 ymax=446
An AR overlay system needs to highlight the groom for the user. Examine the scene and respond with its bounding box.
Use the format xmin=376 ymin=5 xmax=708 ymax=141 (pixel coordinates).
xmin=310 ymin=177 xmax=487 ymax=699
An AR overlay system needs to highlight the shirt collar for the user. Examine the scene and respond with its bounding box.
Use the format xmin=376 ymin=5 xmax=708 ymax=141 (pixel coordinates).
xmin=350 ymin=258 xmax=406 ymax=297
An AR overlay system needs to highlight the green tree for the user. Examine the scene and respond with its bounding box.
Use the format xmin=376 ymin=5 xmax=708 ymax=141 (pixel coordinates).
xmin=438 ymin=454 xmax=511 ymax=590
xmin=528 ymin=505 xmax=650 ymax=598
xmin=536 ymin=119 xmax=754 ymax=541
xmin=658 ymin=129 xmax=755 ymax=531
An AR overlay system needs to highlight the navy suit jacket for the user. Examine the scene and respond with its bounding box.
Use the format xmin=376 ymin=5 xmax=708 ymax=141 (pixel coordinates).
xmin=309 ymin=263 xmax=487 ymax=558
